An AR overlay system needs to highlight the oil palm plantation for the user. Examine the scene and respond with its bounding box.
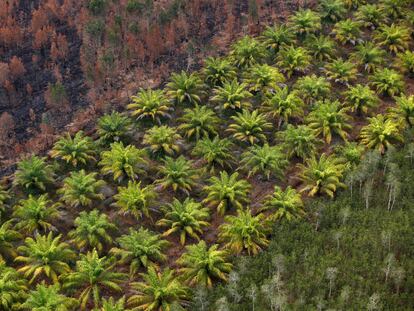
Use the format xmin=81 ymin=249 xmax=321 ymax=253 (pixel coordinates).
xmin=278 ymin=124 xmax=320 ymax=160
xmin=157 ymin=198 xmax=210 ymax=245
xmin=389 ymin=94 xmax=414 ymax=128
xmin=395 ymin=50 xmax=414 ymax=76
xmin=294 ymin=74 xmax=331 ymax=104
xmin=15 ymin=233 xmax=75 ymax=284
xmin=351 ymin=42 xmax=386 ymax=73
xmin=261 ymin=24 xmax=296 ymax=53
xmin=343 ymin=84 xmax=379 ymax=115
xmin=0 ymin=259 xmax=27 ymax=310
xmin=178 ymin=105 xmax=219 ymax=140
xmin=177 ymin=241 xmax=232 ymax=287
xmin=381 ymin=0 xmax=406 ymax=19
xmin=58 ymin=170 xmax=105 ymax=208
xmin=203 ymin=57 xmax=237 ymax=87
xmin=289 ymin=9 xmax=321 ymax=36
xmin=128 ymin=88 xmax=171 ymax=124
xmin=50 ymin=131 xmax=95 ymax=167
xmin=192 ymin=137 xmax=234 ymax=172
xmin=111 ymin=227 xmax=169 ymax=276
xmin=324 ymin=58 xmax=358 ymax=84
xmin=0 ymin=220 xmax=21 ymax=259
xmin=0 ymin=186 xmax=9 ymax=217
xmin=203 ymin=171 xmax=250 ymax=215
xmin=63 ymin=250 xmax=127 ymax=310
xmin=370 ymin=68 xmax=404 ymax=97
xmin=374 ymin=24 xmax=411 ymax=54
xmin=229 ymin=36 xmax=267 ymax=68
xmin=243 ymin=64 xmax=285 ymax=94
xmin=332 ymin=19 xmax=362 ymax=45
xmin=319 ymin=0 xmax=347 ymax=22
xmin=219 ymin=210 xmax=269 ymax=255
xmin=97 ymin=111 xmax=132 ymax=144
xmin=166 ymin=71 xmax=204 ymax=105
xmin=142 ymin=125 xmax=182 ymax=157
xmin=305 ymin=35 xmax=335 ymax=61
xmin=355 ymin=4 xmax=386 ymax=29
xmin=99 ymin=296 xmax=130 ymax=311
xmin=69 ymin=209 xmax=117 ymax=253
xmin=261 ymin=186 xmax=305 ymax=221
xmin=211 ymin=79 xmax=252 ymax=111
xmin=13 ymin=155 xmax=54 ymax=193
xmin=276 ymin=46 xmax=311 ymax=78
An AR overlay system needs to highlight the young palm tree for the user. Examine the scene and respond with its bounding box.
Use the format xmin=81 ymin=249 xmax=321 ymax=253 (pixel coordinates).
xmin=276 ymin=46 xmax=311 ymax=78
xmin=332 ymin=19 xmax=362 ymax=45
xmin=178 ymin=105 xmax=219 ymax=140
xmin=69 ymin=209 xmax=117 ymax=253
xmin=99 ymin=296 xmax=130 ymax=311
xmin=127 ymin=89 xmax=171 ymax=124
xmin=305 ymin=35 xmax=336 ymax=61
xmin=177 ymin=241 xmax=232 ymax=287
xmin=97 ymin=111 xmax=132 ymax=144
xmin=243 ymin=64 xmax=285 ymax=94
xmin=218 ymin=209 xmax=269 ymax=255
xmin=50 ymin=131 xmax=95 ymax=167
xmin=113 ymin=181 xmax=156 ymax=220
xmin=262 ymin=87 xmax=304 ymax=128
xmin=0 ymin=186 xmax=9 ymax=216
xmin=297 ymin=153 xmax=346 ymax=198
xmin=0 ymin=259 xmax=27 ymax=310
xmin=374 ymin=24 xmax=411 ymax=54
xmin=335 ymin=142 xmax=365 ymax=169
xmin=229 ymin=36 xmax=267 ymax=68
xmin=324 ymin=58 xmax=358 ymax=84
xmin=157 ymin=198 xmax=210 ymax=245
xmin=20 ymin=282 xmax=77 ymax=311
xmin=63 ymin=250 xmax=127 ymax=310
xmin=203 ymin=57 xmax=237 ymax=87
xmin=211 ymin=79 xmax=252 ymax=111
xmin=156 ymin=156 xmax=199 ymax=195
xmin=99 ymin=142 xmax=148 ymax=182
xmin=111 ymin=227 xmax=169 ymax=276
xmin=203 ymin=171 xmax=250 ymax=215
xmin=142 ymin=125 xmax=182 ymax=157
xmin=278 ymin=124 xmax=320 ymax=160
xmin=0 ymin=220 xmax=21 ymax=259
xmin=370 ymin=68 xmax=404 ymax=97
xmin=294 ymin=74 xmax=331 ymax=104
xmin=12 ymin=194 xmax=61 ymax=234
xmin=306 ymin=100 xmax=352 ymax=144
xmin=261 ymin=24 xmax=296 ymax=53
xmin=240 ymin=144 xmax=288 ymax=180
xmin=389 ymin=94 xmax=414 ymax=128
xmin=343 ymin=0 xmax=366 ymax=9
xmin=166 ymin=71 xmax=204 ymax=105
xmin=192 ymin=137 xmax=234 ymax=172
xmin=58 ymin=170 xmax=105 ymax=208
xmin=13 ymin=155 xmax=54 ymax=193
xmin=128 ymin=266 xmax=188 ymax=311
xmin=350 ymin=42 xmax=386 ymax=73
xmin=344 ymin=84 xmax=379 ymax=115
xmin=15 ymin=233 xmax=75 ymax=284
xmin=381 ymin=0 xmax=406 ymax=19
xmin=261 ymin=186 xmax=305 ymax=221
xmin=319 ymin=0 xmax=347 ymax=22
xmin=395 ymin=50 xmax=414 ymax=76
xmin=355 ymin=4 xmax=386 ymax=29
xmin=360 ymin=115 xmax=403 ymax=153
xmin=289 ymin=9 xmax=322 ymax=36
xmin=227 ymin=109 xmax=271 ymax=145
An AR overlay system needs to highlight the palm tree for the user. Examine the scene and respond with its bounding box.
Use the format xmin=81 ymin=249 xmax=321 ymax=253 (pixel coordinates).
xmin=0 ymin=220 xmax=21 ymax=259
xmin=305 ymin=35 xmax=335 ymax=61
xmin=97 ymin=111 xmax=132 ymax=144
xmin=395 ymin=50 xmax=414 ymax=76
xmin=261 ymin=186 xmax=305 ymax=221
xmin=203 ymin=57 xmax=237 ymax=87
xmin=13 ymin=155 xmax=54 ymax=193
xmin=297 ymin=153 xmax=346 ymax=198
xmin=111 ymin=227 xmax=169 ymax=276
xmin=127 ymin=89 xmax=171 ymax=124
xmin=211 ymin=79 xmax=252 ymax=111
xmin=63 ymin=250 xmax=127 ymax=310
xmin=350 ymin=42 xmax=386 ymax=73
xmin=0 ymin=259 xmax=27 ymax=310
xmin=261 ymin=24 xmax=296 ymax=53
xmin=277 ymin=124 xmax=320 ymax=160
xmin=0 ymin=186 xmax=9 ymax=216
xmin=113 ymin=181 xmax=156 ymax=220
xmin=177 ymin=241 xmax=232 ymax=287
xmin=289 ymin=9 xmax=321 ymax=36
xmin=332 ymin=19 xmax=362 ymax=45
xmin=15 ymin=233 xmax=75 ymax=284
xmin=319 ymin=0 xmax=347 ymax=22
xmin=343 ymin=0 xmax=366 ymax=9
xmin=381 ymin=0 xmax=406 ymax=19
xmin=50 ymin=131 xmax=95 ymax=167
xmin=142 ymin=125 xmax=182 ymax=157
xmin=243 ymin=64 xmax=285 ymax=94
xmin=240 ymin=144 xmax=288 ymax=180
xmin=203 ymin=171 xmax=250 ymax=215
xmin=58 ymin=170 xmax=105 ymax=208
xmin=21 ymin=282 xmax=77 ymax=311
xmin=262 ymin=87 xmax=304 ymax=128
xmin=374 ymin=24 xmax=411 ymax=54
xmin=166 ymin=71 xmax=204 ymax=105
xmin=335 ymin=142 xmax=365 ymax=169
xmin=355 ymin=4 xmax=386 ymax=29
xmin=370 ymin=68 xmax=404 ymax=97
xmin=100 ymin=296 xmax=130 ymax=311
xmin=218 ymin=210 xmax=269 ymax=255
xmin=276 ymin=46 xmax=311 ymax=78
xmin=178 ymin=105 xmax=219 ymax=140
xmin=306 ymin=100 xmax=352 ymax=144
xmin=156 ymin=156 xmax=199 ymax=195
xmin=157 ymin=198 xmax=210 ymax=245
xmin=99 ymin=142 xmax=148 ymax=182
xmin=324 ymin=58 xmax=358 ymax=84
xmin=229 ymin=36 xmax=267 ymax=68
xmin=360 ymin=115 xmax=403 ymax=153
xmin=294 ymin=74 xmax=331 ymax=104
xmin=227 ymin=109 xmax=271 ymax=145
xmin=69 ymin=209 xmax=117 ymax=253
xmin=192 ymin=137 xmax=234 ymax=172
xmin=389 ymin=94 xmax=414 ymax=128
xmin=12 ymin=194 xmax=61 ymax=234
xmin=344 ymin=84 xmax=379 ymax=115
xmin=128 ymin=266 xmax=188 ymax=311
